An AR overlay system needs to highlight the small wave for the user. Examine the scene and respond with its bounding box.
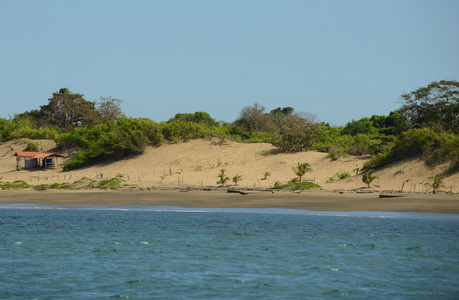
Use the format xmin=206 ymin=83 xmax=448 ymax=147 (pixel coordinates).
xmin=14 ymin=241 xmax=22 ymax=245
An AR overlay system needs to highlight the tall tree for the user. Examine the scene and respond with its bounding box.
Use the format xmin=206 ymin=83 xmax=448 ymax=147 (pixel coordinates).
xmin=234 ymin=103 xmax=266 ymax=132
xmin=39 ymin=88 xmax=98 ymax=128
xmin=271 ymin=112 xmax=325 ymax=152
xmin=97 ymin=96 xmax=124 ymax=122
xmin=400 ymin=80 xmax=459 ymax=133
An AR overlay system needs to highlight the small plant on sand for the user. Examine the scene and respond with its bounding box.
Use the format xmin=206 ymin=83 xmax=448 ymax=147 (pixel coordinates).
xmin=273 ymin=180 xmax=282 ymax=188
xmin=336 ymin=172 xmax=351 ymax=180
xmin=288 ymin=178 xmax=299 ymax=185
xmin=97 ymin=178 xmax=123 ymax=189
xmin=425 ymin=174 xmax=444 ymax=194
xmin=217 ymin=169 xmax=229 ymax=186
xmin=0 ymin=180 xmax=33 ymax=189
xmin=232 ymin=174 xmax=242 ymax=186
xmin=262 ymin=171 xmax=271 ymax=180
xmin=294 ymin=181 xmax=321 ymax=190
xmin=362 ymin=169 xmax=378 ymax=188
xmin=353 ymin=166 xmax=360 ymax=175
xmin=292 ymin=163 xmax=312 ymax=182
xmin=273 ymin=180 xmax=320 ymax=190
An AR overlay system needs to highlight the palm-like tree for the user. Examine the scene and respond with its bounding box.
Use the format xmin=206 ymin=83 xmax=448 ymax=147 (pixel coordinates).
xmin=292 ymin=163 xmax=312 ymax=182
xmin=217 ymin=169 xmax=229 ymax=186
xmin=232 ymin=174 xmax=242 ymax=186
xmin=262 ymin=171 xmax=271 ymax=180
xmin=425 ymin=174 xmax=444 ymax=194
xmin=362 ymin=169 xmax=378 ymax=188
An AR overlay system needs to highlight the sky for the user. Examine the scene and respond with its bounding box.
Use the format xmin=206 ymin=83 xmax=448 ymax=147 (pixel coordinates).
xmin=1 ymin=0 xmax=458 ymax=126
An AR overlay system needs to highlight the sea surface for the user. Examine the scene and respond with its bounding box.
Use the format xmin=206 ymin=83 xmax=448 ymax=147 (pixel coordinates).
xmin=1 ymin=204 xmax=458 ymax=299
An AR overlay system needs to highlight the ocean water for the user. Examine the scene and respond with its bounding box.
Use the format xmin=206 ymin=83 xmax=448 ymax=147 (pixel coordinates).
xmin=1 ymin=204 xmax=458 ymax=299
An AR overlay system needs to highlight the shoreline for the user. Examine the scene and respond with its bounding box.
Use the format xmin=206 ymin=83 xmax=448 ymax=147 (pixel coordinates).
xmin=1 ymin=189 xmax=459 ymax=214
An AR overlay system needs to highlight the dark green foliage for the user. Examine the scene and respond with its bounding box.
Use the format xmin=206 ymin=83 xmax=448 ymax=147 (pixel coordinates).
xmin=342 ymin=117 xmax=378 ymax=136
xmin=62 ymin=117 xmax=164 ymax=170
xmin=364 ymin=128 xmax=459 ymax=172
xmin=38 ymin=88 xmax=99 ymax=128
xmin=0 ymin=118 xmax=17 ymax=142
xmin=25 ymin=141 xmax=38 ymax=152
xmin=400 ymin=80 xmax=459 ymax=133
xmin=370 ymin=110 xmax=410 ymax=135
xmin=0 ymin=116 xmax=59 ymax=141
xmin=325 ymin=133 xmax=381 ymax=158
xmin=270 ymin=107 xmax=294 ymax=115
xmin=160 ymin=120 xmax=209 ymax=142
xmin=169 ymin=111 xmax=219 ymax=127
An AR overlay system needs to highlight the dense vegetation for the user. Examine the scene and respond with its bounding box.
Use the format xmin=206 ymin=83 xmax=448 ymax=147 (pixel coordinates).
xmin=1 ymin=80 xmax=458 ymax=172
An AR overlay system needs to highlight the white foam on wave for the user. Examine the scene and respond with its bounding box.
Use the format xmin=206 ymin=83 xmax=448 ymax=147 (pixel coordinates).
xmin=1 ymin=204 xmax=457 ymax=220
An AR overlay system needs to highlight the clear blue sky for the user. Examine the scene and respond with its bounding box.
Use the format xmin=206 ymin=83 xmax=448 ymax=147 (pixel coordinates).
xmin=1 ymin=0 xmax=458 ymax=126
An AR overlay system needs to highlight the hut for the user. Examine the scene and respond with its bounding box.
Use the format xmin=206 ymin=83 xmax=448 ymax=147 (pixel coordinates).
xmin=14 ymin=152 xmax=65 ymax=170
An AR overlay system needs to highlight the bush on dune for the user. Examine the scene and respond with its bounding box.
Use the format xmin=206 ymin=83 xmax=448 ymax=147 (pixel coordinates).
xmin=364 ymin=128 xmax=459 ymax=172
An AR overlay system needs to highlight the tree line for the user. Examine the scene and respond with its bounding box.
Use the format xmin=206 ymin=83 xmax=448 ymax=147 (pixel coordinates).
xmin=0 ymin=80 xmax=458 ymax=172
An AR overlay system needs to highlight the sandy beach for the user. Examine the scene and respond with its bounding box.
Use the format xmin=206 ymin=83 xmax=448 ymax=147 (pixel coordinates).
xmin=1 ymin=189 xmax=458 ymax=214
xmin=1 ymin=138 xmax=459 ymax=214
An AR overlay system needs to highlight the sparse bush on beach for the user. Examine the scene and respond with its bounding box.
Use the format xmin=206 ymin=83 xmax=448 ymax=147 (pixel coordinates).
xmin=96 ymin=178 xmax=123 ymax=189
xmin=0 ymin=180 xmax=33 ymax=189
xmin=272 ymin=180 xmax=320 ymax=191
xmin=232 ymin=174 xmax=242 ymax=186
xmin=336 ymin=172 xmax=351 ymax=180
xmin=425 ymin=174 xmax=444 ymax=194
xmin=362 ymin=169 xmax=378 ymax=188
xmin=217 ymin=169 xmax=229 ymax=186
xmin=292 ymin=162 xmax=312 ymax=182
xmin=262 ymin=171 xmax=271 ymax=180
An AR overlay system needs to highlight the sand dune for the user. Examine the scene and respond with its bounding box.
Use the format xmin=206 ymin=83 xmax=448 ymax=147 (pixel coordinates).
xmin=1 ymin=138 xmax=458 ymax=194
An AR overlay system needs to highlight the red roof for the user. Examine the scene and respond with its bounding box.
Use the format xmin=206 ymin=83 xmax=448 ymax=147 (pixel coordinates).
xmin=14 ymin=151 xmax=38 ymax=157
xmin=14 ymin=152 xmax=65 ymax=158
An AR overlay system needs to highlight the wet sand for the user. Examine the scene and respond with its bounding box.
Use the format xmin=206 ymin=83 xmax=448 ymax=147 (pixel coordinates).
xmin=1 ymin=189 xmax=459 ymax=214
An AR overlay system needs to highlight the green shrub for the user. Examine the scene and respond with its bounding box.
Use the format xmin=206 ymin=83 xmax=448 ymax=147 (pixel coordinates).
xmin=273 ymin=181 xmax=320 ymax=190
xmin=0 ymin=180 xmax=33 ymax=189
xmin=364 ymin=128 xmax=459 ymax=172
xmin=160 ymin=120 xmax=209 ymax=142
xmin=293 ymin=181 xmax=321 ymax=190
xmin=25 ymin=141 xmax=38 ymax=152
xmin=96 ymin=178 xmax=122 ymax=189
xmin=336 ymin=172 xmax=351 ymax=179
